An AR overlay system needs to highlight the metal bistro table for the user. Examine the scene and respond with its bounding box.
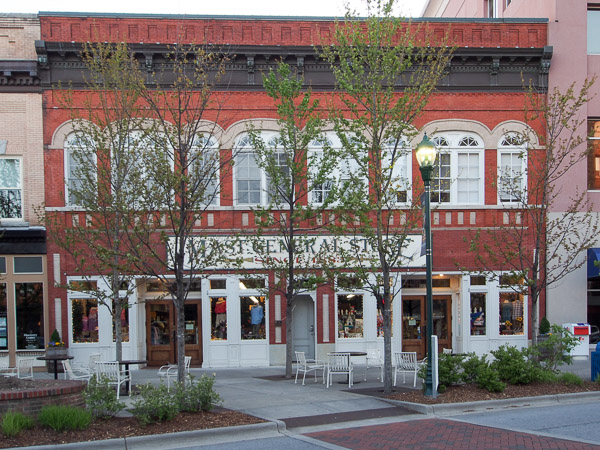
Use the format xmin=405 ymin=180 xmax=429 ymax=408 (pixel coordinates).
xmin=36 ymin=355 xmax=74 ymax=380
xmin=118 ymin=359 xmax=147 ymax=395
xmin=330 ymin=351 xmax=367 ymax=384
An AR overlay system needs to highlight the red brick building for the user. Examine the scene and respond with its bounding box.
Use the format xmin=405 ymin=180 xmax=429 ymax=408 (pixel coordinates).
xmin=36 ymin=13 xmax=550 ymax=367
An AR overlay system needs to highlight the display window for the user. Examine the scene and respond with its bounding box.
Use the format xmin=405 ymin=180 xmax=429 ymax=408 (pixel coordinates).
xmin=211 ymin=296 xmax=227 ymax=340
xmin=338 ymin=294 xmax=364 ymax=338
xmin=0 ymin=284 xmax=6 ymax=349
xmin=470 ymin=293 xmax=486 ymax=336
xmin=499 ymin=292 xmax=524 ymax=335
xmin=240 ymin=296 xmax=266 ymax=340
xmin=16 ymin=283 xmax=44 ymax=349
xmin=72 ymin=298 xmax=99 ymax=343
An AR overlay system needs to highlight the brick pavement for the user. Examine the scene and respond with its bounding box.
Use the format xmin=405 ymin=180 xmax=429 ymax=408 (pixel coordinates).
xmin=306 ymin=418 xmax=600 ymax=449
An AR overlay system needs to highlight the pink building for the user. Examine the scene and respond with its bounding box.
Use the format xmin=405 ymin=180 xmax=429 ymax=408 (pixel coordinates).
xmin=423 ymin=0 xmax=600 ymax=339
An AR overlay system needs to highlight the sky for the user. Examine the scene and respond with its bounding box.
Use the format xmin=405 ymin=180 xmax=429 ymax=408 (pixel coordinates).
xmin=1 ymin=0 xmax=427 ymax=17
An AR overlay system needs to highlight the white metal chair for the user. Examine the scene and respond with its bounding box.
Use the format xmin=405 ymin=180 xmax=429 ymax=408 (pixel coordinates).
xmin=364 ymin=348 xmax=384 ymax=381
xmin=16 ymin=358 xmax=34 ymax=380
xmin=95 ymin=361 xmax=130 ymax=399
xmin=62 ymin=359 xmax=91 ymax=382
xmin=294 ymin=351 xmax=325 ymax=385
xmin=73 ymin=352 xmax=101 ymax=373
xmin=158 ymin=356 xmax=192 ymax=390
xmin=442 ymin=348 xmax=452 ymax=354
xmin=326 ymin=353 xmax=353 ymax=388
xmin=393 ymin=351 xmax=418 ymax=387
xmin=0 ymin=356 xmax=17 ymax=377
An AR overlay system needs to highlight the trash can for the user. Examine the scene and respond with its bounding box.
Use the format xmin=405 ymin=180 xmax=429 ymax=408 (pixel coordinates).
xmin=562 ymin=323 xmax=591 ymax=358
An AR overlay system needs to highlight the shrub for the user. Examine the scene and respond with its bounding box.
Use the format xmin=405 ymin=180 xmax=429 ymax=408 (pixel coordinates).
xmin=475 ymin=366 xmax=506 ymax=393
xmin=38 ymin=405 xmax=91 ymax=431
xmin=539 ymin=317 xmax=551 ymax=335
xmin=131 ymin=383 xmax=179 ymax=425
xmin=83 ymin=375 xmax=125 ymax=418
xmin=557 ymin=372 xmax=583 ymax=386
xmin=532 ymin=325 xmax=579 ymax=372
xmin=175 ymin=374 xmax=222 ymax=412
xmin=1 ymin=412 xmax=33 ymax=437
xmin=490 ymin=345 xmax=539 ymax=385
xmin=437 ymin=353 xmax=465 ymax=390
xmin=461 ymin=353 xmax=489 ymax=384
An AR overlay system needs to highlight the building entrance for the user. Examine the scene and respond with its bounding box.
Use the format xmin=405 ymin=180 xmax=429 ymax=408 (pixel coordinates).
xmin=402 ymin=295 xmax=451 ymax=359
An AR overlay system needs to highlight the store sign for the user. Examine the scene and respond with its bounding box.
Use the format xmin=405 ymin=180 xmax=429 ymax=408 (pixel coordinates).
xmin=170 ymin=235 xmax=425 ymax=270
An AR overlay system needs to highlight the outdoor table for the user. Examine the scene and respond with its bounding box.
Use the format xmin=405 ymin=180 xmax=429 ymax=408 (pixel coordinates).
xmin=36 ymin=355 xmax=74 ymax=380
xmin=118 ymin=359 xmax=147 ymax=395
xmin=329 ymin=351 xmax=367 ymax=384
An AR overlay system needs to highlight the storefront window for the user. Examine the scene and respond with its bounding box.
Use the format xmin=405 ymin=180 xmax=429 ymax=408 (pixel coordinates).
xmin=72 ymin=298 xmax=99 ymax=343
xmin=211 ymin=296 xmax=227 ymax=340
xmin=150 ymin=304 xmax=170 ymax=345
xmin=16 ymin=283 xmax=44 ymax=349
xmin=470 ymin=293 xmax=486 ymax=336
xmin=210 ymin=279 xmax=226 ymax=290
xmin=0 ymin=284 xmax=6 ymax=349
xmin=338 ymin=294 xmax=363 ymax=338
xmin=112 ymin=300 xmax=129 ymax=343
xmin=376 ymin=308 xmax=392 ymax=337
xmin=499 ymin=293 xmax=524 ymax=335
xmin=240 ymin=296 xmax=265 ymax=340
xmin=184 ymin=303 xmax=199 ymax=344
xmin=402 ymin=299 xmax=422 ymax=340
xmin=433 ymin=299 xmax=448 ymax=339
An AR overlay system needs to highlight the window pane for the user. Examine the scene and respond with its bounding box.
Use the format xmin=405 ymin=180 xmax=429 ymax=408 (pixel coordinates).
xmin=210 ymin=279 xmax=226 ymax=289
xmin=470 ymin=293 xmax=486 ymax=336
xmin=112 ymin=300 xmax=129 ymax=343
xmin=16 ymin=283 xmax=44 ymax=349
xmin=72 ymin=298 xmax=99 ymax=343
xmin=338 ymin=294 xmax=363 ymax=338
xmin=588 ymin=120 xmax=600 ymax=190
xmin=0 ymin=158 xmax=22 ymax=218
xmin=0 ymin=257 xmax=5 ymax=274
xmin=433 ymin=299 xmax=448 ymax=339
xmin=184 ymin=303 xmax=199 ymax=345
xmin=14 ymin=257 xmax=43 ymax=274
xmin=150 ymin=304 xmax=170 ymax=345
xmin=211 ymin=296 xmax=227 ymax=340
xmin=241 ymin=296 xmax=265 ymax=340
xmin=0 ymin=284 xmax=6 ymax=349
xmin=499 ymin=293 xmax=524 ymax=335
xmin=236 ymin=153 xmax=262 ymax=204
xmin=402 ymin=299 xmax=422 ymax=339
xmin=588 ymin=10 xmax=600 ymax=54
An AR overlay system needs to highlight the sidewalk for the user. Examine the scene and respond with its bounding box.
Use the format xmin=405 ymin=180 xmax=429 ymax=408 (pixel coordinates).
xmin=26 ymin=356 xmax=598 ymax=449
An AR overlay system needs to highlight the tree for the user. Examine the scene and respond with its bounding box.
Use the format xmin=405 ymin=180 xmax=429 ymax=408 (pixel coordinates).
xmin=122 ymin=43 xmax=233 ymax=383
xmin=467 ymin=78 xmax=599 ymax=344
xmin=43 ymin=41 xmax=149 ymax=361
xmin=319 ymin=0 xmax=453 ymax=392
xmin=245 ymin=62 xmax=339 ymax=378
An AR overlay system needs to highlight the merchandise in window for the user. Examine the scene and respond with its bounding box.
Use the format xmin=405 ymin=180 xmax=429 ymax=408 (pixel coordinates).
xmin=211 ymin=296 xmax=227 ymax=340
xmin=112 ymin=300 xmax=129 ymax=343
xmin=72 ymin=298 xmax=99 ymax=343
xmin=149 ymin=304 xmax=170 ymax=345
xmin=338 ymin=294 xmax=363 ymax=338
xmin=376 ymin=308 xmax=392 ymax=337
xmin=470 ymin=293 xmax=486 ymax=336
xmin=0 ymin=158 xmax=22 ymax=219
xmin=588 ymin=120 xmax=600 ymax=190
xmin=184 ymin=303 xmax=199 ymax=344
xmin=499 ymin=293 xmax=524 ymax=335
xmin=16 ymin=283 xmax=44 ymax=349
xmin=240 ymin=296 xmax=266 ymax=340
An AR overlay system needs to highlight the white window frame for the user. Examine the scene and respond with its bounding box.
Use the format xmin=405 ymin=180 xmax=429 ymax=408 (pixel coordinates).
xmin=64 ymin=133 xmax=97 ymax=208
xmin=430 ymin=133 xmax=484 ymax=206
xmin=0 ymin=156 xmax=23 ymax=220
xmin=191 ymin=135 xmax=220 ymax=206
xmin=384 ymin=138 xmax=412 ymax=205
xmin=497 ymin=135 xmax=527 ymax=204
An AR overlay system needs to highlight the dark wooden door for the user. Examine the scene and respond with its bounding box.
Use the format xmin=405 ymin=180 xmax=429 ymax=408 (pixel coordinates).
xmin=402 ymin=296 xmax=451 ymax=360
xmin=146 ymin=301 xmax=202 ymax=366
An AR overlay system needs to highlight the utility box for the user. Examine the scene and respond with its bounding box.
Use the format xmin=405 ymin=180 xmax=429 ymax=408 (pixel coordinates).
xmin=562 ymin=323 xmax=590 ymax=358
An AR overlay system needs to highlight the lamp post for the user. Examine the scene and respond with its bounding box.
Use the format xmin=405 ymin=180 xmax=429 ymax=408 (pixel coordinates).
xmin=415 ymin=133 xmax=437 ymax=398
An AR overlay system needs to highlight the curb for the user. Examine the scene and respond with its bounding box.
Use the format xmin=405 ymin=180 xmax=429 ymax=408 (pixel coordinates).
xmin=384 ymin=391 xmax=600 ymax=416
xmin=17 ymin=421 xmax=282 ymax=450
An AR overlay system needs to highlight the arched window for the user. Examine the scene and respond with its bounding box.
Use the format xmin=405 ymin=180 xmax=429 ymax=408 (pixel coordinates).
xmin=497 ymin=134 xmax=526 ymax=204
xmin=430 ymin=132 xmax=484 ymax=205
xmin=191 ymin=134 xmax=220 ymax=206
xmin=64 ymin=133 xmax=96 ymax=207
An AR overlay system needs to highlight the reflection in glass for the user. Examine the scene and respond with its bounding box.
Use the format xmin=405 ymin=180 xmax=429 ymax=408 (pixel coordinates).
xmin=16 ymin=283 xmax=44 ymax=349
xmin=150 ymin=304 xmax=170 ymax=345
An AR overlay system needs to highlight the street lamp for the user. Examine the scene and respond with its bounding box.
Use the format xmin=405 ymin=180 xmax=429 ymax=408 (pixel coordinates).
xmin=415 ymin=133 xmax=437 ymax=398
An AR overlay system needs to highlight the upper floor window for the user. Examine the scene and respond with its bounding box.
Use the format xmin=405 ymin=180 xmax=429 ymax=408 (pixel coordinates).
xmin=430 ymin=133 xmax=484 ymax=205
xmin=384 ymin=138 xmax=411 ymax=204
xmin=190 ymin=135 xmax=220 ymax=206
xmin=235 ymin=135 xmax=263 ymax=205
xmin=588 ymin=119 xmax=600 ymax=190
xmin=588 ymin=8 xmax=600 ymax=54
xmin=0 ymin=157 xmax=22 ymax=219
xmin=498 ymin=135 xmax=526 ymax=203
xmin=64 ymin=133 xmax=96 ymax=207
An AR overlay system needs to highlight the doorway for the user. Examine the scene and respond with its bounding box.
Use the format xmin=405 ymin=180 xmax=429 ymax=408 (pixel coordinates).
xmin=292 ymin=295 xmax=315 ymax=360
xmin=402 ymin=295 xmax=451 ymax=360
xmin=146 ymin=300 xmax=202 ymax=366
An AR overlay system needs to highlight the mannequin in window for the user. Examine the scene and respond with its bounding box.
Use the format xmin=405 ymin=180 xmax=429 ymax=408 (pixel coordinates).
xmin=214 ymin=298 xmax=226 ymax=326
xmin=501 ymin=299 xmax=512 ymax=322
xmin=250 ymin=303 xmax=264 ymax=336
